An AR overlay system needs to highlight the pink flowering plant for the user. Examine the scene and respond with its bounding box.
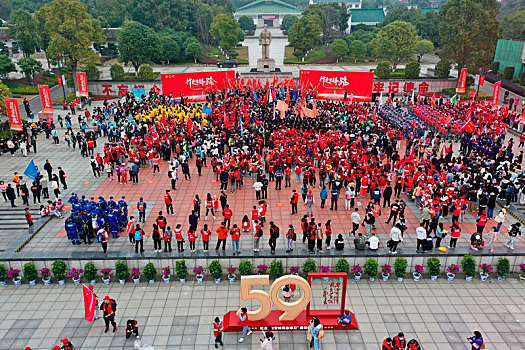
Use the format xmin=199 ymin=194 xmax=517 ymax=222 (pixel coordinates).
xmin=228 ymin=265 xmax=238 ymax=277
xmin=101 ymin=268 xmax=113 ymax=279
xmin=520 ymin=264 xmax=525 ymax=275
xmin=479 ymin=264 xmax=493 ymax=274
xmin=382 ymin=264 xmax=392 ymax=276
xmin=320 ymin=265 xmax=330 ymax=273
xmin=414 ymin=265 xmax=424 ymax=275
xmin=40 ymin=268 xmax=51 ymax=279
xmin=162 ymin=266 xmax=171 ymax=277
xmin=447 ymin=264 xmax=459 ymax=275
xmin=130 ymin=267 xmax=140 ymax=279
xmin=257 ymin=264 xmax=269 ymax=274
xmin=68 ymin=268 xmax=83 ymax=279
xmin=351 ymin=264 xmax=363 ymax=276
xmin=193 ymin=266 xmax=206 ymax=276
xmin=290 ymin=266 xmax=300 ymax=274
xmin=8 ymin=267 xmax=20 ymax=279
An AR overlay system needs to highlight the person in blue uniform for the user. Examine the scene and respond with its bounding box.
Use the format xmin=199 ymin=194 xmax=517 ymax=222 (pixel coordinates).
xmin=65 ymin=219 xmax=80 ymax=245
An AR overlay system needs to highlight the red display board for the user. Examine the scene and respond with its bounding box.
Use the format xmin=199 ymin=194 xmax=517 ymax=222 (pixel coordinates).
xmin=77 ymin=72 xmax=89 ymax=97
xmin=38 ymin=85 xmax=53 ymax=113
xmin=5 ymin=97 xmax=23 ymax=131
xmin=161 ymin=71 xmax=235 ymax=102
xmin=299 ymin=70 xmax=374 ymax=101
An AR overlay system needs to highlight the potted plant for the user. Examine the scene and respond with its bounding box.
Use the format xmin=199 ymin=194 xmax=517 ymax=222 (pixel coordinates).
xmin=209 ymin=260 xmax=223 ymax=283
xmin=413 ymin=265 xmax=424 ymax=281
xmin=68 ymin=268 xmax=83 ymax=285
xmin=101 ymin=268 xmax=113 ymax=284
xmin=446 ymin=264 xmax=459 ymax=282
xmin=335 ymin=259 xmax=350 ymax=276
xmin=496 ymin=257 xmax=510 ymax=281
xmin=290 ymin=266 xmax=300 ymax=275
xmin=130 ymin=267 xmax=140 ymax=284
xmin=84 ymin=262 xmax=98 ymax=285
xmin=427 ymin=257 xmax=441 ymax=280
xmin=302 ymin=258 xmax=318 ymax=277
xmin=51 ymin=260 xmax=67 ymax=285
xmin=351 ymin=264 xmax=363 ymax=281
xmin=144 ymin=263 xmax=157 ymax=284
xmin=270 ymin=260 xmax=284 ymax=279
xmin=194 ymin=266 xmax=206 ymax=283
xmin=24 ymin=262 xmax=38 ymax=286
xmin=8 ymin=267 xmax=21 ymax=286
xmin=228 ymin=265 xmax=238 ymax=283
xmin=363 ymin=258 xmax=378 ymax=281
xmin=0 ymin=264 xmax=7 ymax=285
xmin=520 ymin=264 xmax=525 ymax=281
xmin=176 ymin=260 xmax=188 ymax=283
xmin=381 ymin=264 xmax=391 ymax=281
xmin=239 ymin=260 xmax=254 ymax=276
xmin=320 ymin=265 xmax=331 ymax=281
xmin=479 ymin=263 xmax=493 ymax=281
xmin=394 ymin=257 xmax=407 ymax=282
xmin=115 ymin=260 xmax=129 ymax=284
xmin=162 ymin=266 xmax=171 ymax=283
xmin=257 ymin=264 xmax=269 ymax=275
xmin=462 ymin=255 xmax=476 ymax=282
xmin=40 ymin=268 xmax=52 ymax=285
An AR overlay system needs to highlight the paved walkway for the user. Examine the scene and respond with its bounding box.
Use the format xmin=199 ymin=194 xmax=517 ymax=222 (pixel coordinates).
xmin=1 ymin=275 xmax=524 ymax=349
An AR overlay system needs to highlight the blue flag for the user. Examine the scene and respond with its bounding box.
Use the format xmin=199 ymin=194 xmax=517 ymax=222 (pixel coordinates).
xmin=132 ymin=88 xmax=145 ymax=101
xmin=202 ymin=105 xmax=213 ymax=115
xmin=252 ymin=87 xmax=258 ymax=103
xmin=24 ymin=160 xmax=38 ymax=180
xmin=239 ymin=115 xmax=244 ymax=135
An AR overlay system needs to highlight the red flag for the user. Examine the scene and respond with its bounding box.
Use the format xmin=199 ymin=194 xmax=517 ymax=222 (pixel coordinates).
xmin=461 ymin=117 xmax=476 ymax=133
xmin=286 ymin=87 xmax=290 ymax=105
xmin=440 ymin=145 xmax=449 ymax=157
xmin=5 ymin=97 xmax=23 ymax=131
xmin=312 ymin=100 xmax=318 ymax=117
xmin=412 ymin=118 xmax=416 ymax=129
xmin=431 ymin=93 xmax=436 ymax=106
xmin=82 ymin=285 xmax=97 ymax=322
xmin=57 ymin=76 xmax=63 ymax=87
xmin=187 ymin=118 xmax=194 ymax=134
xmin=417 ymin=93 xmax=421 ymax=104
xmin=372 ymin=107 xmax=377 ymax=122
xmin=492 ymin=81 xmax=501 ymax=109
xmin=161 ymin=111 xmax=167 ymax=125
xmin=388 ymin=94 xmax=392 ymax=105
xmin=457 ymin=68 xmax=468 ymax=93
xmin=439 ymin=116 xmax=453 ymax=125
xmin=272 ymin=75 xmax=277 ymax=87
xmin=38 ymin=85 xmax=53 ymax=113
xmin=264 ymin=78 xmax=269 ymax=90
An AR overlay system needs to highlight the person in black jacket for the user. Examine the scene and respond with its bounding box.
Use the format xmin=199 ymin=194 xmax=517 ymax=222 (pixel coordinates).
xmin=335 ymin=234 xmax=344 ymax=250
xmin=6 ymin=184 xmax=16 ymax=207
xmin=125 ymin=319 xmax=139 ymax=339
xmin=268 ymin=221 xmax=279 ymax=254
xmin=100 ymin=296 xmax=117 ymax=333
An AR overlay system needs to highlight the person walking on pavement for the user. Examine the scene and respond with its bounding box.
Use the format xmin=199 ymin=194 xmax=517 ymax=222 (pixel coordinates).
xmin=290 ymin=189 xmax=299 ymax=215
xmin=88 ymin=285 xmax=101 ymax=320
xmin=100 ymin=296 xmax=118 ymax=333
xmin=6 ymin=184 xmax=16 ymax=207
xmin=97 ymin=227 xmax=108 ymax=254
xmin=213 ymin=317 xmax=224 ymax=348
xmin=134 ymin=224 xmax=145 ymax=253
xmin=269 ymin=221 xmax=279 ymax=254
xmin=237 ymin=307 xmax=252 ymax=343
xmin=44 ymin=160 xmax=53 ymax=179
xmin=58 ymin=167 xmax=67 ymax=190
xmin=137 ymin=198 xmax=146 ymax=223
xmin=164 ymin=190 xmax=174 ymax=215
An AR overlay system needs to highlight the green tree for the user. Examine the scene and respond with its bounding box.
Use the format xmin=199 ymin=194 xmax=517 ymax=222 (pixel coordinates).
xmin=349 ymin=40 xmax=366 ymax=62
xmin=210 ymin=14 xmax=241 ymax=52
xmin=238 ymin=16 xmax=254 ymax=31
xmin=417 ymin=10 xmax=440 ymax=47
xmin=110 ymin=63 xmax=125 ymax=80
xmin=288 ymin=14 xmax=322 ymax=56
xmin=84 ymin=64 xmax=100 ymax=80
xmin=34 ymin=9 xmax=52 ymax=70
xmin=159 ymin=35 xmax=180 ymax=64
xmin=372 ymin=20 xmax=417 ymax=69
xmin=18 ymin=57 xmax=43 ymax=83
xmin=0 ymin=55 xmax=16 ymax=79
xmin=405 ymin=61 xmax=420 ymax=78
xmin=185 ymin=41 xmax=202 ymax=63
xmin=329 ymin=38 xmax=348 ymax=61
xmin=434 ymin=59 xmax=451 ymax=78
xmin=500 ymin=8 xmax=525 ymax=41
xmin=0 ymin=80 xmax=12 ymax=112
xmin=281 ymin=15 xmax=298 ymax=30
xmin=415 ymin=39 xmax=434 ymax=62
xmin=93 ymin=0 xmax=132 ymax=28
xmin=138 ymin=64 xmax=155 ymax=80
xmin=37 ymin=0 xmax=105 ymax=92
xmin=303 ymin=3 xmax=349 ymax=44
xmin=381 ymin=7 xmax=424 ymax=27
xmin=9 ymin=9 xmax=39 ymax=58
xmin=0 ymin=0 xmax=12 ymax=20
xmin=117 ymin=20 xmax=161 ymax=74
xmin=375 ymin=61 xmax=391 ymax=78
xmin=439 ymin=0 xmax=499 ymax=72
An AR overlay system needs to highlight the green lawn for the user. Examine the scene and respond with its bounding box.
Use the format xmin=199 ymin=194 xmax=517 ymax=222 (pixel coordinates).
xmin=284 ymin=46 xmax=326 ymax=64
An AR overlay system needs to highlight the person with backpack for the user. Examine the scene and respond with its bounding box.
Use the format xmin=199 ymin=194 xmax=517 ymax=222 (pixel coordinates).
xmin=100 ymin=296 xmax=118 ymax=333
xmin=286 ymin=224 xmax=295 ymax=253
xmin=137 ymin=198 xmax=146 ymax=223
xmin=134 ymin=224 xmax=145 ymax=253
xmin=506 ymin=222 xmax=522 ymax=250
xmin=97 ymin=227 xmax=108 ymax=254
xmin=253 ymin=221 xmax=262 ymax=252
xmin=268 ymin=221 xmax=279 ymax=254
xmin=164 ymin=226 xmax=173 ymax=252
xmin=308 ymin=317 xmax=323 ymax=350
xmin=305 ymin=190 xmax=315 ymax=217
xmin=467 ymin=331 xmax=484 ymax=350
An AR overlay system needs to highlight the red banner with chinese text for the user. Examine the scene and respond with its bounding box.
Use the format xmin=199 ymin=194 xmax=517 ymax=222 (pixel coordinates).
xmin=492 ymin=81 xmax=501 ymax=109
xmin=38 ymin=85 xmax=53 ymax=113
xmin=479 ymin=75 xmax=485 ymax=86
xmin=82 ymin=284 xmax=97 ymax=322
xmin=456 ymin=68 xmax=468 ymax=93
xmin=5 ymin=97 xmax=23 ymax=131
xmin=77 ymin=72 xmax=89 ymax=97
xmin=161 ymin=71 xmax=235 ymax=102
xmin=299 ymin=70 xmax=374 ymax=101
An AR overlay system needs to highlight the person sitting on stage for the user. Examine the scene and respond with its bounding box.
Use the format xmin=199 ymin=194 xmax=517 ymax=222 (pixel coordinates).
xmin=337 ymin=310 xmax=352 ymax=326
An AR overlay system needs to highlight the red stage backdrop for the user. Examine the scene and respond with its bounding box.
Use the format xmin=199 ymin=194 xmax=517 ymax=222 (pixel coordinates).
xmin=38 ymin=85 xmax=53 ymax=113
xmin=299 ymin=70 xmax=374 ymax=101
xmin=161 ymin=71 xmax=235 ymax=102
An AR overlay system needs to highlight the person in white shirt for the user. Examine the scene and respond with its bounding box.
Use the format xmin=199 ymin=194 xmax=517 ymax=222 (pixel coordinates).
xmin=416 ymin=223 xmax=427 ymax=253
xmin=389 ymin=224 xmax=403 ymax=254
xmin=366 ymin=233 xmax=380 ymax=250
xmin=253 ymin=181 xmax=263 ymax=200
xmin=350 ymin=208 xmax=360 ymax=236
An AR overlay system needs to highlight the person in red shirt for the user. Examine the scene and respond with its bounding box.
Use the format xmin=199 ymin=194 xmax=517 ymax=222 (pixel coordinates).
xmin=251 ymin=206 xmax=259 ymax=227
xmin=231 ymin=224 xmax=241 ymax=255
xmin=213 ymin=317 xmax=224 ymax=348
xmin=174 ymin=224 xmax=184 ymax=252
xmin=188 ymin=227 xmax=197 ymax=252
xmin=224 ymin=205 xmax=232 ymax=228
xmin=201 ymin=224 xmax=210 ymax=252
xmin=241 ymin=215 xmax=250 ymax=232
xmin=382 ymin=337 xmax=393 ymax=350
xmin=156 ymin=211 xmax=167 ymax=233
xmin=164 ymin=190 xmax=173 ymax=215
xmin=24 ymin=207 xmax=33 ymax=227
xmin=163 ymin=226 xmax=173 ymax=252
xmin=215 ymin=222 xmax=229 ymax=251
xmin=392 ymin=332 xmax=406 ymax=350
xmin=449 ymin=223 xmax=461 ymax=248
xmin=290 ymin=189 xmax=299 ymax=215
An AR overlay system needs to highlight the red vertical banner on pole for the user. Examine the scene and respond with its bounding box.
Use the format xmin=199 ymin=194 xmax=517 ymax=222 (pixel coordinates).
xmin=82 ymin=284 xmax=97 ymax=322
xmin=38 ymin=85 xmax=53 ymax=113
xmin=5 ymin=97 xmax=23 ymax=131
xmin=456 ymin=68 xmax=468 ymax=93
xmin=479 ymin=75 xmax=485 ymax=86
xmin=492 ymin=81 xmax=501 ymax=109
xmin=77 ymin=72 xmax=89 ymax=97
